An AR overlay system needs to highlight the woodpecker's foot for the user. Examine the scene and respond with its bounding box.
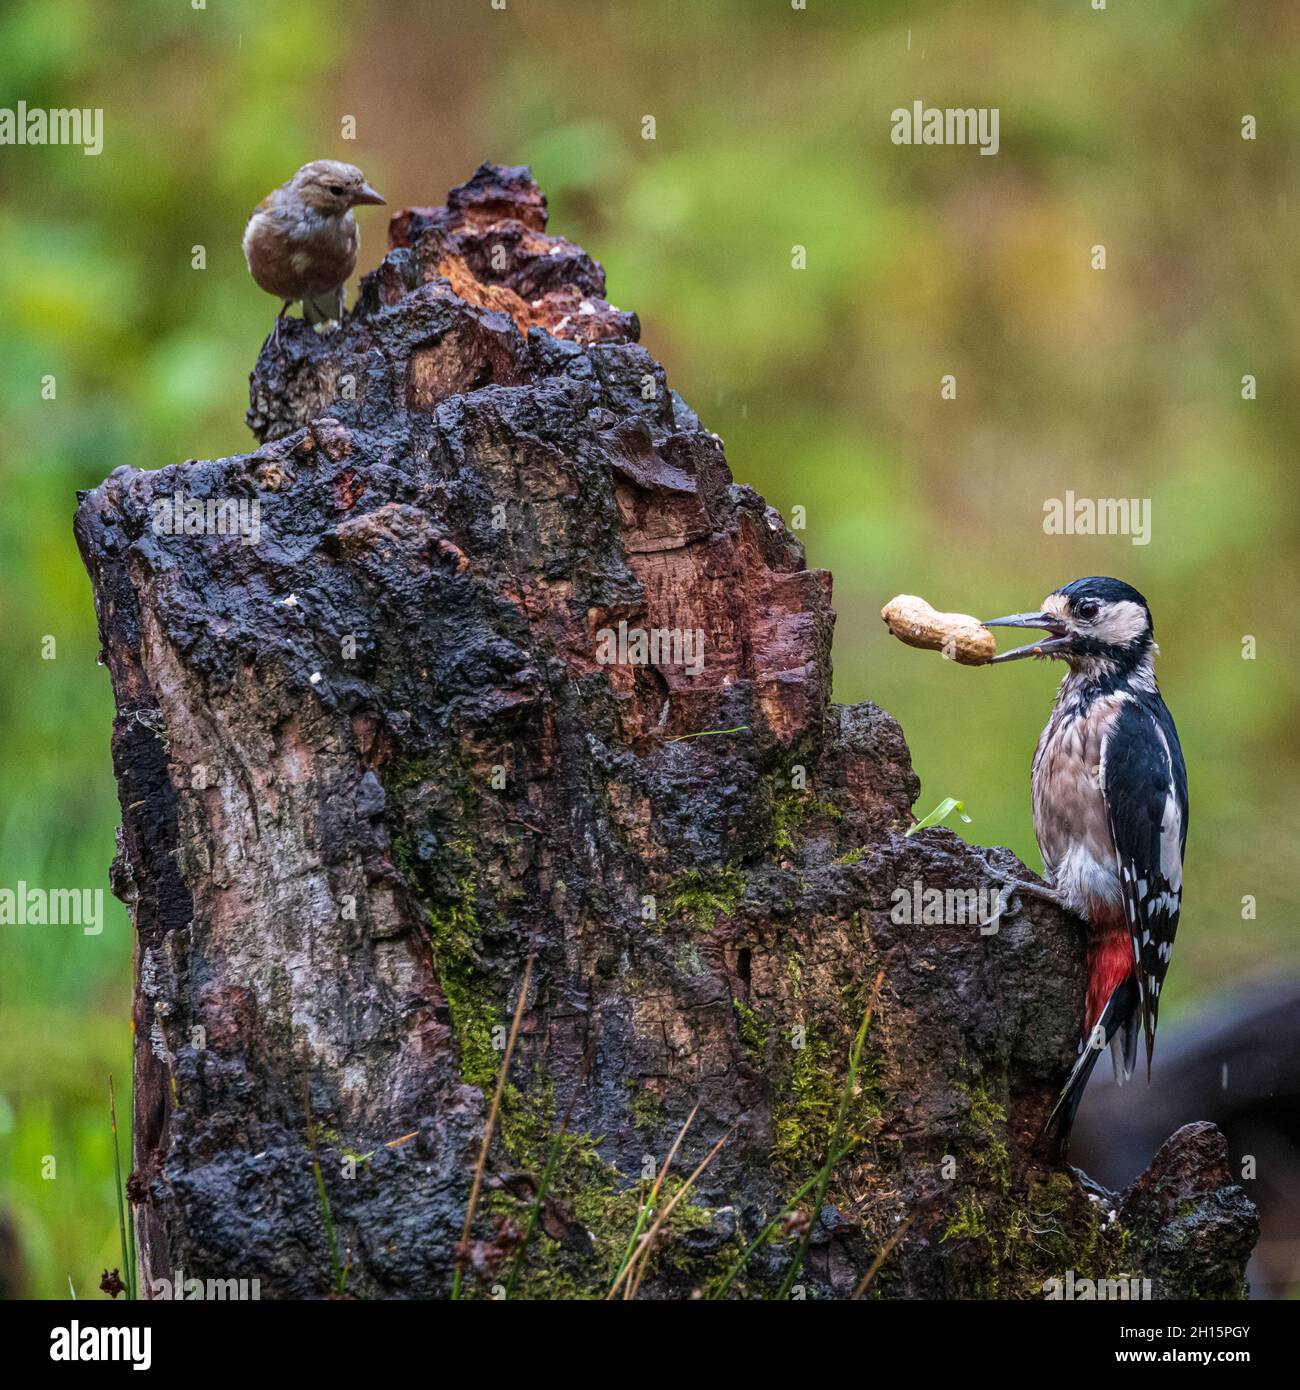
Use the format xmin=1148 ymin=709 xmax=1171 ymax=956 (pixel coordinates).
xmin=977 ymin=881 xmax=1019 ymax=932
xmin=981 ymin=859 xmax=1063 ymax=917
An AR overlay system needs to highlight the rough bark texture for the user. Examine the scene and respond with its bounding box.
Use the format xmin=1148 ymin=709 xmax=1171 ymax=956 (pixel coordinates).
xmin=75 ymin=164 xmax=1257 ymax=1300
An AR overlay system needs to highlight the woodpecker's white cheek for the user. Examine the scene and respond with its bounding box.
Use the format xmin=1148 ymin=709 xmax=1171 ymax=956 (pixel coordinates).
xmin=1093 ymin=600 xmax=1148 ymax=647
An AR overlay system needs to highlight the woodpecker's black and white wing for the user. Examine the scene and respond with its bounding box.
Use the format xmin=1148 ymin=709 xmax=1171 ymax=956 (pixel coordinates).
xmin=1101 ymin=696 xmax=1188 ymax=1074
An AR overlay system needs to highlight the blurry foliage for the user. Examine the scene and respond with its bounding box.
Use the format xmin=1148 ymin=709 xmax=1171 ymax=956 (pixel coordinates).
xmin=0 ymin=0 xmax=1296 ymax=1295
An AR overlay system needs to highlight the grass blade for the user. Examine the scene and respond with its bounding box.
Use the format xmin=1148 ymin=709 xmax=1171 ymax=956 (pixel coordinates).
xmin=624 ymin=1126 xmax=732 ymax=1300
xmin=707 ymin=1147 xmax=855 ymax=1299
xmin=774 ymin=969 xmax=884 ymax=1300
xmin=850 ymin=1207 xmax=918 ymax=1301
xmin=108 ymin=1075 xmax=133 ymax=1301
xmin=905 ymin=796 xmax=971 ymax=837
xmin=303 ymin=1076 xmax=343 ymax=1295
xmin=502 ymin=1064 xmax=588 ymax=1301
xmin=452 ymin=953 xmax=534 ymax=1300
xmin=606 ymin=1103 xmax=698 ymax=1299
xmin=502 ymin=1127 xmax=565 ymax=1301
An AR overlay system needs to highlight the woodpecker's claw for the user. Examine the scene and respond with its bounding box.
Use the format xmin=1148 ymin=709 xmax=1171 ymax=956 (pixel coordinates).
xmin=997 ymin=883 xmax=1022 ymax=917
xmin=980 ymin=881 xmax=1021 ymax=931
xmin=981 ymin=858 xmax=1063 ymax=916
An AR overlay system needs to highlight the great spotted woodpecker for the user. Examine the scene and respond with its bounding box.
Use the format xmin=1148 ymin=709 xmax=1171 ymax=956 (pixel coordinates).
xmin=982 ymin=577 xmax=1188 ymax=1140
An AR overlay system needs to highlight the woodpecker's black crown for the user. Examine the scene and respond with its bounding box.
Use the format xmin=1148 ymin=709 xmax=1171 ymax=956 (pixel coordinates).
xmin=1055 ymin=576 xmax=1153 ymax=637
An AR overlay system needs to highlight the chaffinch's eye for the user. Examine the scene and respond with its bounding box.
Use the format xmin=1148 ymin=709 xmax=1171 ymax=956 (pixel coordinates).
xmin=1077 ymin=599 xmax=1101 ymax=622
xmin=328 ymin=185 xmax=345 ymax=197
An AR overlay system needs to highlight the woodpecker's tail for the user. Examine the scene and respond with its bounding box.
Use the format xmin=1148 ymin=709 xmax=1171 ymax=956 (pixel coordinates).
xmin=1046 ymin=975 xmax=1141 ymax=1148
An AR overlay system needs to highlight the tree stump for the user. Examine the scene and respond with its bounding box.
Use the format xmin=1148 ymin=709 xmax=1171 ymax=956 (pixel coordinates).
xmin=74 ymin=164 xmax=1257 ymax=1299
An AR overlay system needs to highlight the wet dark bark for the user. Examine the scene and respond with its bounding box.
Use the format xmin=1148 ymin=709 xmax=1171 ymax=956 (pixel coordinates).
xmin=75 ymin=164 xmax=1257 ymax=1300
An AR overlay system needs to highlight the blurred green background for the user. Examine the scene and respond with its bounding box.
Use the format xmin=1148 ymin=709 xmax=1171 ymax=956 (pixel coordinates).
xmin=1 ymin=0 xmax=1296 ymax=1298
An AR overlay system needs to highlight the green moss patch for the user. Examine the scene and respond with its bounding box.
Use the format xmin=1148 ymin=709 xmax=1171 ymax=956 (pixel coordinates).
xmin=669 ymin=865 xmax=745 ymax=932
xmin=732 ymin=999 xmax=770 ymax=1068
xmin=427 ymin=876 xmax=500 ymax=1089
xmin=489 ymin=1078 xmax=740 ymax=1299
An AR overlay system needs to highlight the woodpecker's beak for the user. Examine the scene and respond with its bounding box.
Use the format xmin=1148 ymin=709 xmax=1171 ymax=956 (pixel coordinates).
xmin=982 ymin=611 xmax=1073 ymax=664
xmin=351 ymin=183 xmax=386 ymax=206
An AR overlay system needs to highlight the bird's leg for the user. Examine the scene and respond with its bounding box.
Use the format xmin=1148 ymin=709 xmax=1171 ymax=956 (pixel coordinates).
xmin=981 ymin=858 xmax=1064 ymax=919
xmin=271 ymin=301 xmax=291 ymax=354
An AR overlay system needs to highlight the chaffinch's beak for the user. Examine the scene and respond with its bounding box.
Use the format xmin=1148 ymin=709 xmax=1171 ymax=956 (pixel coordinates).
xmin=982 ymin=611 xmax=1073 ymax=664
xmin=351 ymin=183 xmax=386 ymax=207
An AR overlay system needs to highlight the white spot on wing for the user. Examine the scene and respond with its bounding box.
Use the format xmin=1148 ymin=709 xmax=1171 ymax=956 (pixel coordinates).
xmin=1153 ymin=724 xmax=1184 ymax=891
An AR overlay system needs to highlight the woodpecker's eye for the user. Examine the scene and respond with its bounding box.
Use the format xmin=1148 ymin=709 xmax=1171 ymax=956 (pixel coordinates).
xmin=1077 ymin=599 xmax=1101 ymax=622
xmin=328 ymin=184 xmax=346 ymax=197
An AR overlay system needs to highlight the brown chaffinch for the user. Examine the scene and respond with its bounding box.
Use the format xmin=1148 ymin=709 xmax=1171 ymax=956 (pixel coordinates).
xmin=242 ymin=160 xmax=386 ymax=346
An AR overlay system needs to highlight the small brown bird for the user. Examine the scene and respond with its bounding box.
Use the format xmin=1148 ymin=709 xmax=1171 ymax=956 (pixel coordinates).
xmin=242 ymin=160 xmax=386 ymax=347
